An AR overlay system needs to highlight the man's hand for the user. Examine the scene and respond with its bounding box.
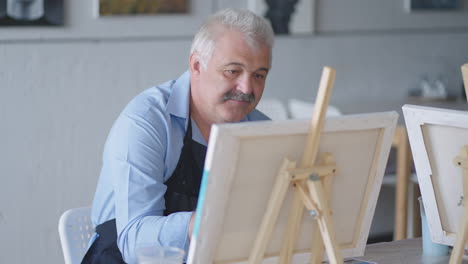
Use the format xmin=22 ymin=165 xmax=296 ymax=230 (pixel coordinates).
xmin=189 ymin=211 xmax=196 ymax=241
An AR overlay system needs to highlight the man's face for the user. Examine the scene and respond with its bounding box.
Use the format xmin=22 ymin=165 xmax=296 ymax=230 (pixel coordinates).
xmin=190 ymin=29 xmax=271 ymax=124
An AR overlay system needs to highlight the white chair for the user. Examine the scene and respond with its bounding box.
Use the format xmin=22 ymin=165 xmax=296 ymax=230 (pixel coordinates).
xmin=256 ymin=98 xmax=289 ymax=120
xmin=288 ymin=98 xmax=342 ymax=119
xmin=58 ymin=206 xmax=94 ymax=264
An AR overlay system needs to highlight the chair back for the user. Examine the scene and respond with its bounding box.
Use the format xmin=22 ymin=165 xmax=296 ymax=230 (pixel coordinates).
xmin=256 ymin=98 xmax=289 ymax=120
xmin=288 ymin=98 xmax=342 ymax=119
xmin=58 ymin=206 xmax=94 ymax=264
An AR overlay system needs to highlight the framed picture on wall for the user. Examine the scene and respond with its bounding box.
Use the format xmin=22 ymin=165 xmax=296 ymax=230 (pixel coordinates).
xmin=98 ymin=0 xmax=190 ymax=16
xmin=0 ymin=1 xmax=212 ymax=41
xmin=0 ymin=0 xmax=63 ymax=26
xmin=215 ymin=0 xmax=315 ymax=35
xmin=405 ymin=0 xmax=460 ymax=12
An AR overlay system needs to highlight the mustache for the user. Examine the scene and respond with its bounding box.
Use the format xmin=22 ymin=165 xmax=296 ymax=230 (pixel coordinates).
xmin=223 ymin=91 xmax=255 ymax=103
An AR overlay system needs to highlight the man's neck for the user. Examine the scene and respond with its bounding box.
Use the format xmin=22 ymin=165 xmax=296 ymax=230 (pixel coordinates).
xmin=192 ymin=116 xmax=211 ymax=143
xmin=189 ymin=102 xmax=211 ymax=143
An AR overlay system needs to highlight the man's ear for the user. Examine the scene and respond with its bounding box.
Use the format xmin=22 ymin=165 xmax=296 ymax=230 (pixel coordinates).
xmin=189 ymin=53 xmax=202 ymax=76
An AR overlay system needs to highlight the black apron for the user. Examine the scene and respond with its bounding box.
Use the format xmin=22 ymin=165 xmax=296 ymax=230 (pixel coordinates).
xmin=82 ymin=120 xmax=206 ymax=264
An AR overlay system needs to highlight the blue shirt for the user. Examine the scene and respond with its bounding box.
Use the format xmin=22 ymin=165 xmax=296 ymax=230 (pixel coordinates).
xmin=90 ymin=71 xmax=268 ymax=263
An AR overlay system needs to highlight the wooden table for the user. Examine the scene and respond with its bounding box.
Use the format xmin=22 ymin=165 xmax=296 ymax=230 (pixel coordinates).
xmin=357 ymin=238 xmax=468 ymax=264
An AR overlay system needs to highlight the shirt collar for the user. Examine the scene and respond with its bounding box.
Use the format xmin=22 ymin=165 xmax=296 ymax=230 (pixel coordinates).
xmin=166 ymin=70 xmax=191 ymax=121
xmin=165 ymin=71 xmax=207 ymax=145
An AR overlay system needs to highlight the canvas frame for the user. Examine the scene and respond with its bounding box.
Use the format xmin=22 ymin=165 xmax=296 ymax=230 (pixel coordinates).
xmin=188 ymin=111 xmax=397 ymax=264
xmin=404 ymin=104 xmax=468 ymax=246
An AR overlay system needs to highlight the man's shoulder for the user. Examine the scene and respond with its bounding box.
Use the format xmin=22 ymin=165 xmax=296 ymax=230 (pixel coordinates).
xmin=124 ymin=71 xmax=190 ymax=119
xmin=124 ymin=86 xmax=170 ymax=118
xmin=123 ymin=74 xmax=186 ymax=117
xmin=247 ymin=109 xmax=271 ymax=121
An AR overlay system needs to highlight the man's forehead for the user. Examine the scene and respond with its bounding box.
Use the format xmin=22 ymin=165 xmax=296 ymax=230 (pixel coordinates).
xmin=222 ymin=62 xmax=269 ymax=72
xmin=209 ymin=29 xmax=271 ymax=69
xmin=215 ymin=28 xmax=269 ymax=52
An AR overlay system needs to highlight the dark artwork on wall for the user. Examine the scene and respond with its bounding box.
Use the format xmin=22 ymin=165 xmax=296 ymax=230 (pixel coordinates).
xmin=409 ymin=0 xmax=459 ymax=10
xmin=99 ymin=0 xmax=189 ymax=16
xmin=265 ymin=0 xmax=299 ymax=35
xmin=0 ymin=0 xmax=63 ymax=26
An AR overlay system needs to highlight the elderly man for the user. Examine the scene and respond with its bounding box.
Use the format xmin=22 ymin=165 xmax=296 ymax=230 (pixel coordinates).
xmin=82 ymin=8 xmax=274 ymax=264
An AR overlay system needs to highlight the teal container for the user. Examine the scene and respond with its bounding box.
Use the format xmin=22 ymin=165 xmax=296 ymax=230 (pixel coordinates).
xmin=419 ymin=197 xmax=449 ymax=256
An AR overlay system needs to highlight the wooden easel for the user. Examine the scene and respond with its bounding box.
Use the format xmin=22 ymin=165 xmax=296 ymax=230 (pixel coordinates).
xmin=450 ymin=64 xmax=468 ymax=263
xmin=247 ymin=67 xmax=344 ymax=264
xmin=449 ymin=146 xmax=468 ymax=264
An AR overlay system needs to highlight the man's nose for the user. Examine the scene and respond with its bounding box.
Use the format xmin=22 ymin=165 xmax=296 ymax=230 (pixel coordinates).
xmin=237 ymin=74 xmax=253 ymax=94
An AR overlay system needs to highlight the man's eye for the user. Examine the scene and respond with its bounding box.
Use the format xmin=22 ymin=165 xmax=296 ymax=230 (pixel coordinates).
xmin=225 ymin=70 xmax=239 ymax=76
xmin=255 ymin=73 xmax=266 ymax=80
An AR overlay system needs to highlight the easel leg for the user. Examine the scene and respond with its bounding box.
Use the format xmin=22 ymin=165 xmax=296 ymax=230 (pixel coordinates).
xmin=310 ymin=173 xmax=332 ymax=264
xmin=279 ymin=190 xmax=305 ymax=264
xmin=248 ymin=159 xmax=296 ymax=264
xmin=449 ymin=208 xmax=468 ymax=264
xmin=394 ymin=126 xmax=410 ymax=240
xmin=451 ymin=148 xmax=468 ymax=264
xmin=310 ymin=225 xmax=325 ymax=264
xmin=307 ymin=180 xmax=343 ymax=264
xmin=310 ymin=155 xmax=335 ymax=264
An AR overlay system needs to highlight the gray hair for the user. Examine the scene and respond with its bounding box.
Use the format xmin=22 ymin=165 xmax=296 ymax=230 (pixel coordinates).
xmin=190 ymin=8 xmax=275 ymax=69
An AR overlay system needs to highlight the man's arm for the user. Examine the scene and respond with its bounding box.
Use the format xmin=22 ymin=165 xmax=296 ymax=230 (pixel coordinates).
xmin=104 ymin=109 xmax=192 ymax=263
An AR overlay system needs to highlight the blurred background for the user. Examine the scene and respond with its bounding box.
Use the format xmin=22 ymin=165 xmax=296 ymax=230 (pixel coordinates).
xmin=1 ymin=0 xmax=467 ymax=263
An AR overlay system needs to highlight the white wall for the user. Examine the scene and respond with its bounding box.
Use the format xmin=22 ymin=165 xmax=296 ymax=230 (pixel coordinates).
xmin=267 ymin=32 xmax=468 ymax=114
xmin=1 ymin=0 xmax=468 ymax=263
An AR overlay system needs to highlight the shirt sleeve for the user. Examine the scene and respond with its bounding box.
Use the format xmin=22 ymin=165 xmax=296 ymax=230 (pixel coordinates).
xmin=103 ymin=109 xmax=191 ymax=263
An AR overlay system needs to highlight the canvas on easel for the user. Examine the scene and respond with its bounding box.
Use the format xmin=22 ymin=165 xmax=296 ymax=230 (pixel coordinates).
xmin=403 ymin=104 xmax=468 ymax=262
xmin=187 ymin=108 xmax=397 ymax=263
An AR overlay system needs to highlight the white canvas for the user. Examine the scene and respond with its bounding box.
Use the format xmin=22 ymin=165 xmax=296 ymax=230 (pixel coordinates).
xmin=188 ymin=111 xmax=398 ymax=264
xmin=404 ymin=104 xmax=468 ymax=246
